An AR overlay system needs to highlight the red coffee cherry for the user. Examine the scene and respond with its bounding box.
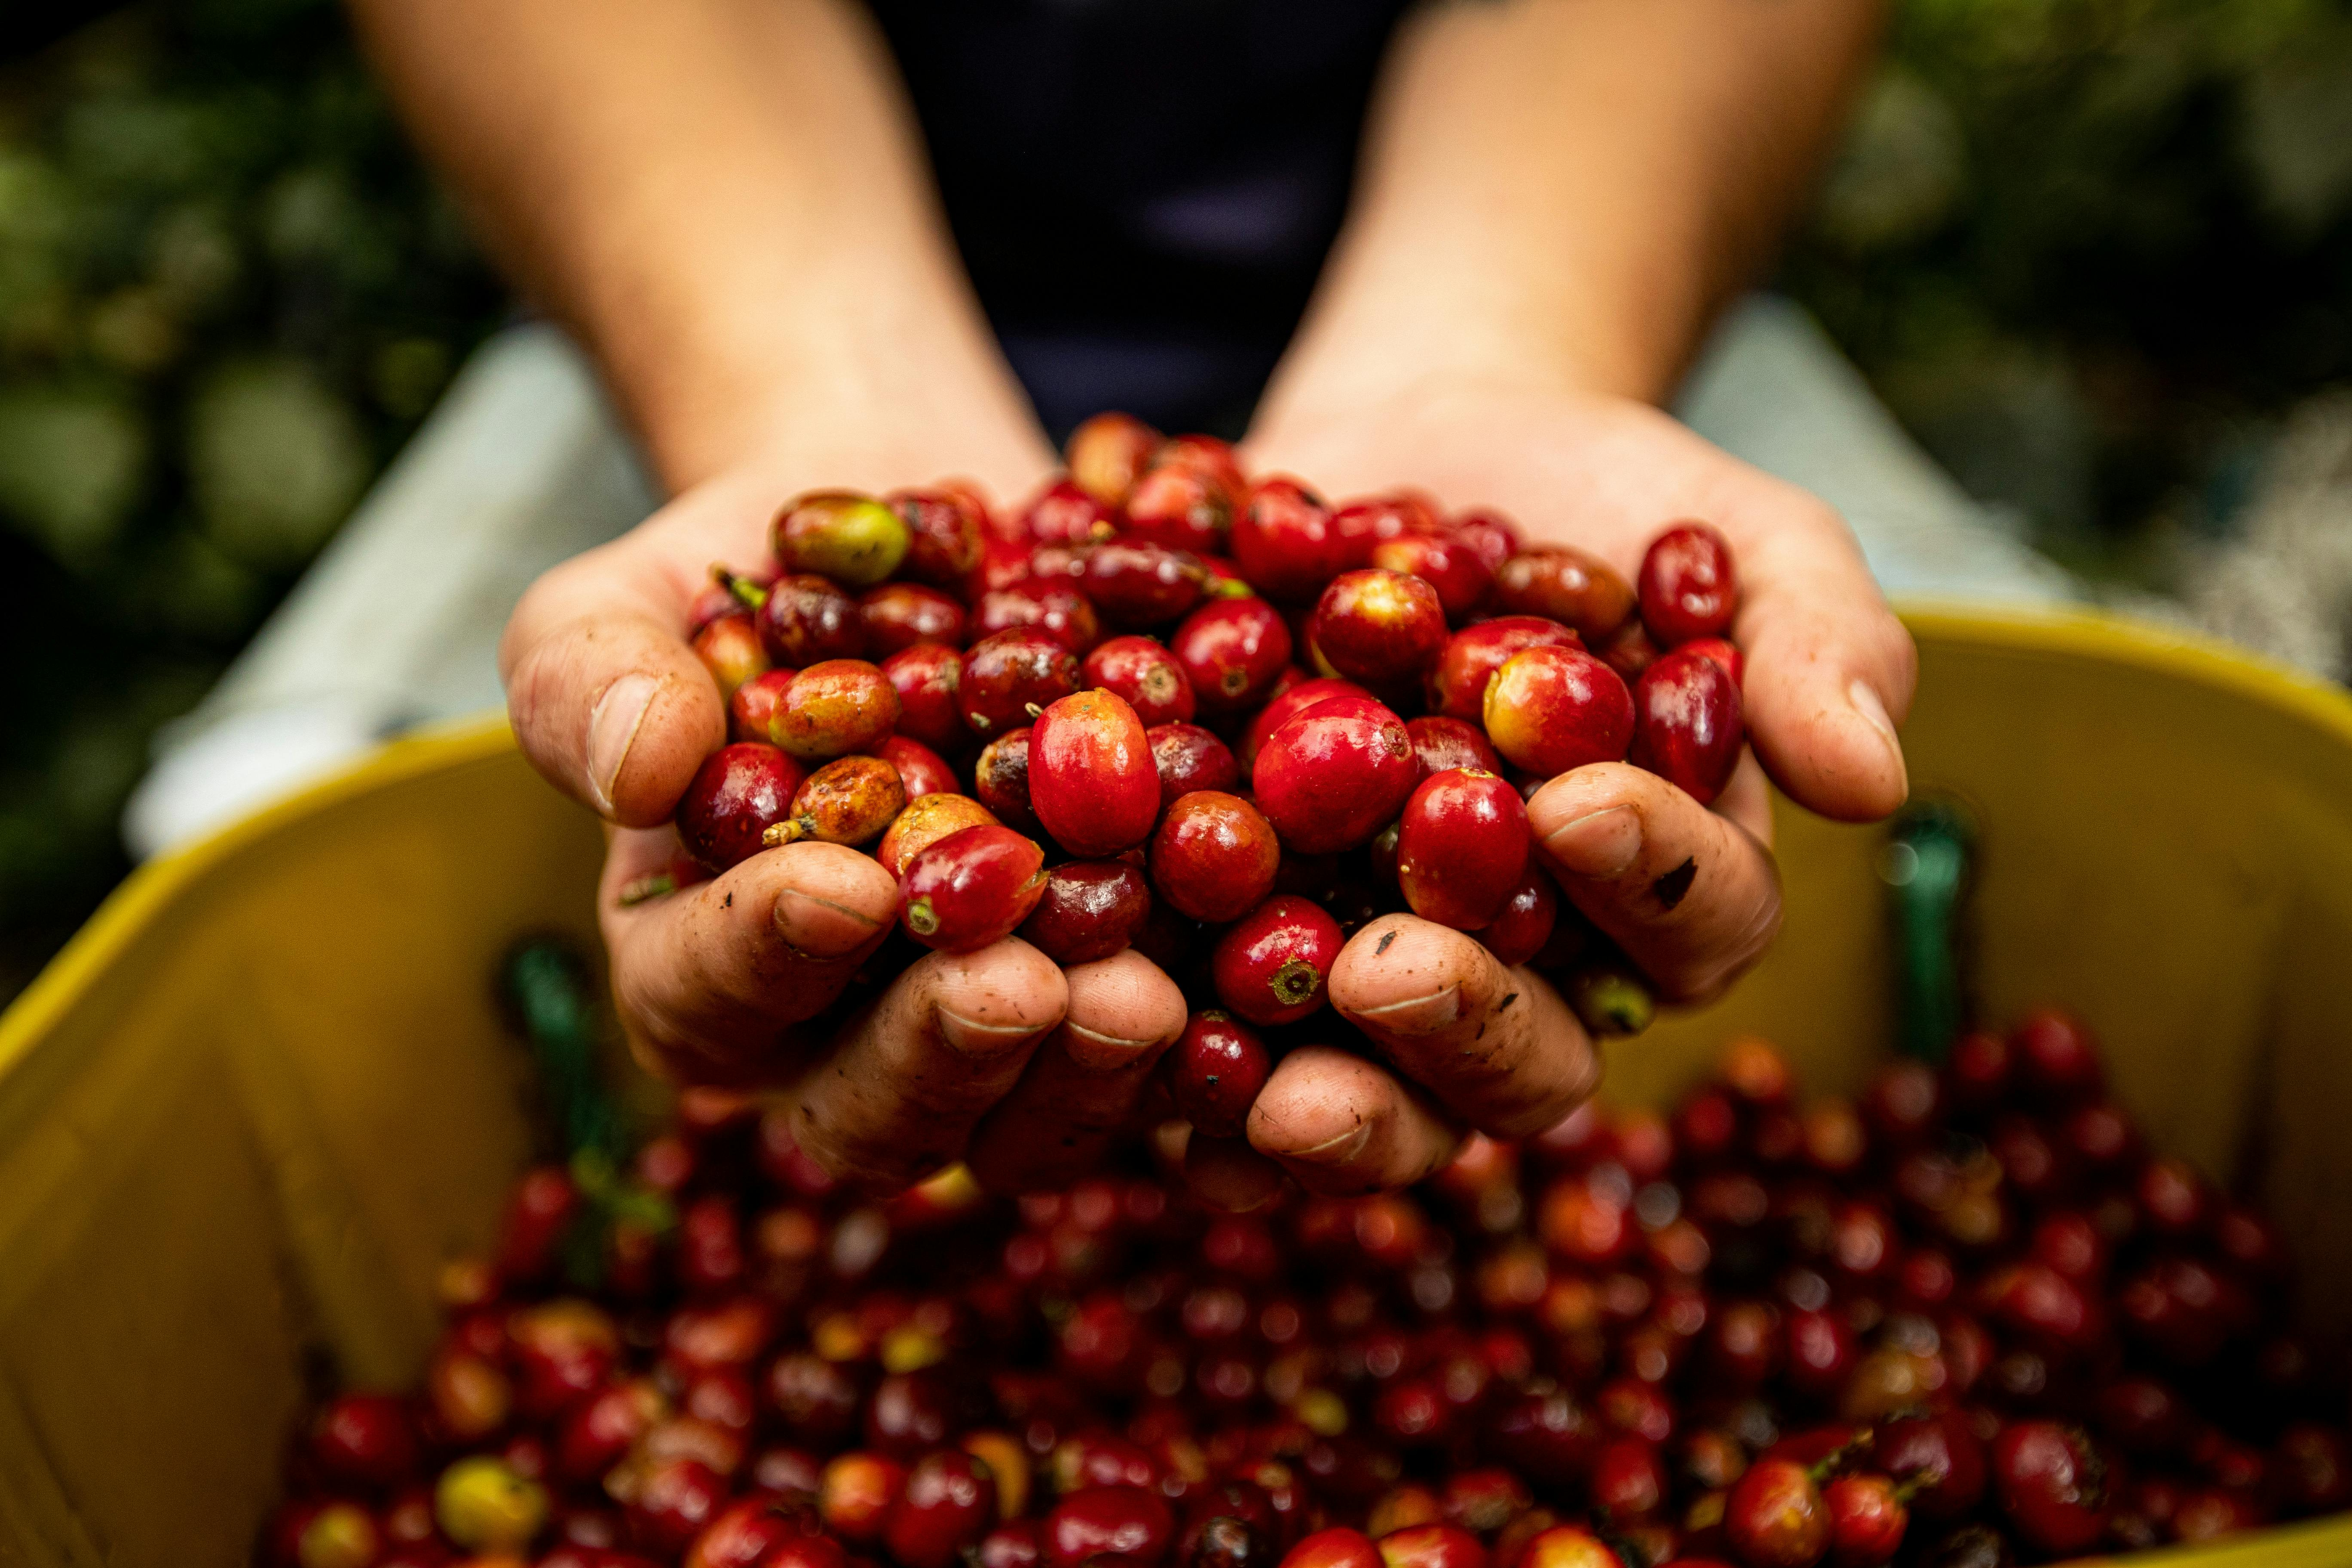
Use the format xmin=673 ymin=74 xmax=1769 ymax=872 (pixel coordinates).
xmin=973 ymin=728 xmax=1041 ymax=833
xmin=1426 ymin=617 xmax=1580 ymax=723
xmin=1212 ymin=895 xmax=1344 ymax=1026
xmin=1681 ymin=634 xmax=1744 ymax=686
xmin=1030 ymin=690 xmax=1159 ymax=857
xmin=1482 ymin=646 xmax=1635 ymax=777
xmin=1628 ymin=648 xmax=1743 ymax=805
xmin=876 ymin=793 xmax=998 ymax=878
xmin=960 ymin=629 xmax=1082 ymax=738
xmin=1147 ymin=722 xmax=1239 ymax=809
xmin=1477 ymin=869 xmax=1559 ymax=966
xmin=774 ymin=754 xmax=905 ymax=847
xmin=311 ymin=1394 xmax=419 ymax=1488
xmin=1124 ymin=461 xmax=1235 ymax=555
xmin=886 ymin=486 xmax=987 ymax=589
xmin=1019 ymin=861 xmax=1153 ymax=965
xmin=694 ymin=611 xmax=771 ymax=706
xmin=756 ymin=573 xmax=869 ymax=666
xmin=1166 ymin=1010 xmax=1272 ymax=1140
xmin=1723 ymin=1458 xmax=1829 ymax=1568
xmin=1493 ymin=547 xmax=1636 ymax=641
xmin=1066 ymin=411 xmax=1161 ymax=507
xmin=1151 ymin=791 xmax=1281 ymax=923
xmin=881 ymin=644 xmax=967 ymax=754
xmin=859 ymin=583 xmax=966 ymax=656
xmin=884 ymin=1450 xmax=999 ymax=1568
xmin=1405 ymin=716 xmax=1501 ymax=782
xmin=1373 ymin=1523 xmax=1486 ymax=1568
xmin=976 ymin=579 xmax=1102 ymax=656
xmin=1371 ymin=532 xmax=1492 ymax=621
xmin=1076 ymin=540 xmax=1207 ymax=626
xmin=899 ymin=824 xmax=1048 ymax=953
xmin=875 ymin=735 xmax=957 ymax=801
xmin=1021 ymin=478 xmax=1118 ymax=545
xmin=1447 ymin=507 xmax=1522 ymax=573
xmin=1251 ymin=695 xmax=1418 ymax=854
xmin=1396 ymin=769 xmax=1531 ymax=931
xmin=1821 ymin=1473 xmax=1909 ymax=1568
xmin=1279 ymin=1529 xmax=1384 ymax=1568
xmin=1238 ymin=676 xmax=1371 ymax=771
xmin=1044 ymin=1485 xmax=1175 ymax=1568
xmin=677 ymin=743 xmax=805 ymax=873
xmin=730 ymin=667 xmax=796 ymax=746
xmin=1171 ymin=597 xmax=1294 ymax=714
xmin=1233 ymin=478 xmax=1347 ymax=603
xmin=1084 ymin=636 xmax=1197 ymax=725
xmin=770 ymin=660 xmax=901 ymax=762
xmin=1991 ymin=1421 xmax=2110 ymax=1556
xmin=1310 ymin=569 xmax=1448 ymax=688
xmin=1637 ymin=521 xmax=1738 ymax=645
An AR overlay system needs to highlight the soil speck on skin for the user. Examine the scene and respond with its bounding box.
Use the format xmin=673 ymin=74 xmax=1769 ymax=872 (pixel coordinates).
xmin=1376 ymin=930 xmax=1397 ymax=955
xmin=723 ymin=891 xmax=734 ymax=908
xmin=1653 ymin=857 xmax=1698 ymax=910
xmin=1497 ymin=992 xmax=1519 ymax=1013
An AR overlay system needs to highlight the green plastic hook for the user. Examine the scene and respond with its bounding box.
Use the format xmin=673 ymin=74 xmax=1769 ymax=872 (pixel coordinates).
xmin=1881 ymin=799 xmax=1977 ymax=1065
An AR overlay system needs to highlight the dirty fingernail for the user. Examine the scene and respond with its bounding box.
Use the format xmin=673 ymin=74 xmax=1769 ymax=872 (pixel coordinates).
xmin=587 ymin=673 xmax=659 ymax=815
xmin=1287 ymin=1121 xmax=1373 ymax=1167
xmin=1545 ymin=803 xmax=1642 ymax=878
xmin=1352 ymin=985 xmax=1462 ymax=1037
xmin=1847 ymin=678 xmax=1908 ymax=799
xmin=938 ymin=1006 xmax=1050 ymax=1058
xmin=1063 ymin=1020 xmax=1164 ymax=1072
xmin=774 ymin=884 xmax=886 ymax=958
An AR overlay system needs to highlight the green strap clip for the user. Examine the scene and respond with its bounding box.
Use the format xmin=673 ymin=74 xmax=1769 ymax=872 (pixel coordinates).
xmin=1880 ymin=799 xmax=1977 ymax=1065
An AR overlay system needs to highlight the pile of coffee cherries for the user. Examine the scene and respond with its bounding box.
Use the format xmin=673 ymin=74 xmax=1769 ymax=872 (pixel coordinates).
xmin=659 ymin=412 xmax=1748 ymax=1055
xmin=268 ymin=1016 xmax=2347 ymax=1568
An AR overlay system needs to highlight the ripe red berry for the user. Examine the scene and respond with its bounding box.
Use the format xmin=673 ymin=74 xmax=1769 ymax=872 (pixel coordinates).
xmin=1212 ymin=895 xmax=1344 ymax=1026
xmin=1045 ymin=1485 xmax=1175 ymax=1568
xmin=899 ymin=824 xmax=1048 ymax=952
xmin=876 ymin=735 xmax=957 ymax=801
xmin=311 ymin=1394 xmax=419 ymax=1488
xmin=1147 ymin=722 xmax=1240 ymax=809
xmin=1151 ymin=791 xmax=1281 ymax=922
xmin=878 ymin=793 xmax=999 ymax=878
xmin=885 ymin=1450 xmax=999 ymax=1568
xmin=960 ymin=629 xmax=1082 ymax=738
xmin=1371 ymin=532 xmax=1492 ymax=621
xmin=730 ymin=666 xmax=796 ymax=745
xmin=1251 ymin=695 xmax=1418 ymax=854
xmin=1477 ymin=869 xmax=1559 ymax=966
xmin=1482 ymin=646 xmax=1635 ymax=777
xmin=770 ymin=659 xmax=901 ymax=762
xmin=1374 ymin=1523 xmax=1486 ymax=1568
xmin=1821 ymin=1474 xmax=1908 ymax=1568
xmin=1030 ymin=690 xmax=1159 ymax=856
xmin=1171 ymin=597 xmax=1294 ymax=713
xmin=977 ymin=579 xmax=1102 ymax=656
xmin=1876 ymin=1410 xmax=1986 ymax=1522
xmin=1238 ymin=675 xmax=1370 ymax=769
xmin=1991 ymin=1421 xmax=2109 ymax=1556
xmin=677 ymin=743 xmax=805 ymax=873
xmin=756 ymin=573 xmax=869 ymax=666
xmin=887 ymin=486 xmax=987 ymax=588
xmin=820 ymin=1451 xmax=907 ymax=1544
xmin=1395 ymin=770 xmax=1530 ymax=931
xmin=1493 ymin=547 xmax=1636 ymax=641
xmin=1280 ymin=1528 xmax=1384 ymax=1568
xmin=1508 ymin=1527 xmax=1622 ymax=1568
xmin=1019 ymin=861 xmax=1153 ymax=965
xmin=880 ymin=644 xmax=967 ymax=754
xmin=1076 ymin=540 xmax=1207 ymax=626
xmin=1681 ymin=635 xmax=1744 ymax=686
xmin=1167 ymin=1010 xmax=1273 ymax=1139
xmin=1022 ymin=478 xmax=1118 ymax=545
xmin=1637 ymin=522 xmax=1738 ymax=645
xmin=1066 ymin=412 xmax=1161 ymax=506
xmin=1233 ymin=478 xmax=1345 ymax=602
xmin=1426 ymin=618 xmax=1580 ymax=722
xmin=1311 ymin=569 xmax=1449 ymax=687
xmin=2010 ymin=1007 xmax=2104 ymax=1100
xmin=1125 ymin=461 xmax=1236 ymax=555
xmin=1628 ymin=648 xmax=1742 ymax=805
xmin=1723 ymin=1458 xmax=1829 ymax=1568
xmin=859 ymin=583 xmax=966 ymax=655
xmin=1405 ymin=716 xmax=1502 ymax=782
xmin=694 ymin=611 xmax=771 ymax=705
xmin=1084 ymin=635 xmax=1196 ymax=725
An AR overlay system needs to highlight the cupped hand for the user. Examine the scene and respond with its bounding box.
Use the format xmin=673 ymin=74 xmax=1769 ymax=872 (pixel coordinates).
xmin=502 ymin=441 xmax=1186 ymax=1193
xmin=1220 ymin=375 xmax=1916 ymax=1194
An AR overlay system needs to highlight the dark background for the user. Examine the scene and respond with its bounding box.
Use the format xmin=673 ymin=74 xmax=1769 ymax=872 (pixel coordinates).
xmin=0 ymin=0 xmax=2348 ymax=1001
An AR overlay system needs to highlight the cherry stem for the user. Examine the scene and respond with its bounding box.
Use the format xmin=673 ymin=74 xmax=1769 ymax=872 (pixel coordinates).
xmin=762 ymin=820 xmax=810 ymax=849
xmin=711 ymin=564 xmax=769 ymax=610
xmin=1269 ymin=957 xmax=1320 ymax=1007
xmin=1808 ymin=1429 xmax=1877 ymax=1485
xmin=905 ymin=897 xmax=939 ymax=936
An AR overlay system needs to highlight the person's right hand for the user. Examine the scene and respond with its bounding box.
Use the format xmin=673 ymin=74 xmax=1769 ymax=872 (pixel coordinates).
xmin=502 ymin=449 xmax=1187 ymax=1197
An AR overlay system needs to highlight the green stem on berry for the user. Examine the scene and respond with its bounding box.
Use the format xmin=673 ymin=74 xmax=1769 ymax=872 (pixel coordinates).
xmin=711 ymin=563 xmax=769 ymax=610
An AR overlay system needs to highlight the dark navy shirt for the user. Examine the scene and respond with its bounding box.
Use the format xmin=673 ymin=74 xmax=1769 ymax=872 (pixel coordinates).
xmin=865 ymin=1 xmax=1414 ymax=441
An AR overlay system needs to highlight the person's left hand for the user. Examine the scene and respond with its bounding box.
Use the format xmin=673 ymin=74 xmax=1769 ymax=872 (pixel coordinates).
xmin=1207 ymin=375 xmax=1916 ymax=1197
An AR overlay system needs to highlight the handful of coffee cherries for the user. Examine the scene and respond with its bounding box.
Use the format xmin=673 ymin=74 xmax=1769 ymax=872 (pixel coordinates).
xmin=658 ymin=413 xmax=1748 ymax=1108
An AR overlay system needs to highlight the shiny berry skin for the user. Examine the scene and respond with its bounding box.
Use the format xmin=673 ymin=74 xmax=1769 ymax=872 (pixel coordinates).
xmin=1681 ymin=635 xmax=1744 ymax=686
xmin=694 ymin=612 xmax=771 ymax=705
xmin=1822 ymin=1474 xmax=1908 ymax=1568
xmin=1045 ymin=1485 xmax=1175 ymax=1568
xmin=1448 ymin=508 xmax=1522 ymax=573
xmin=775 ymin=490 xmax=910 ymax=587
xmin=1151 ymin=791 xmax=1281 ymax=922
xmin=1233 ymin=478 xmax=1345 ymax=602
xmin=1724 ymin=1458 xmax=1829 ymax=1568
xmin=687 ymin=1495 xmax=811 ymax=1568
xmin=1024 ymin=478 xmax=1119 ymax=545
xmin=876 ymin=734 xmax=957 ymax=800
xmin=1628 ymin=648 xmax=1743 ymax=804
xmin=1397 ymin=769 xmax=1531 ymax=931
xmin=1510 ymin=1527 xmax=1623 ymax=1568
xmin=1167 ymin=1010 xmax=1272 ymax=1139
xmin=1212 ymin=895 xmax=1344 ymax=1026
xmin=1311 ymin=570 xmax=1448 ymax=688
xmin=1405 ymin=716 xmax=1501 ymax=782
xmin=771 ymin=660 xmax=901 ymax=762
xmin=1030 ymin=690 xmax=1160 ymax=856
xmin=1148 ymin=722 xmax=1239 ymax=809
xmin=960 ymin=629 xmax=1082 ymax=738
xmin=881 ymin=644 xmax=968 ymax=754
xmin=888 ymin=486 xmax=987 ymax=588
xmin=1280 ymin=1529 xmax=1384 ymax=1568
xmin=757 ymin=573 xmax=869 ymax=666
xmin=885 ymin=1450 xmax=999 ymax=1568
xmin=1251 ymin=695 xmax=1418 ymax=854
xmin=1877 ymin=1412 xmax=1986 ymax=1522
xmin=1374 ymin=1524 xmax=1487 ymax=1568
xmin=1493 ymin=547 xmax=1636 ymax=641
xmin=1237 ymin=677 xmax=1370 ymax=769
xmin=1371 ymin=532 xmax=1492 ymax=621
xmin=1637 ymin=521 xmax=1738 ymax=645
xmin=860 ymin=584 xmax=965 ymax=655
xmin=1019 ymin=861 xmax=1153 ymax=965
xmin=1596 ymin=620 xmax=1660 ymax=682
xmin=312 ymin=1393 xmax=420 ymax=1487
xmin=2276 ymin=1424 xmax=2352 ymax=1514
xmin=730 ymin=667 xmax=796 ymax=745
xmin=677 ymin=743 xmax=805 ymax=873
xmin=1482 ymin=646 xmax=1636 ymax=777
xmin=1078 ymin=540 xmax=1206 ymax=626
xmin=1427 ymin=617 xmax=1580 ymax=722
xmin=1478 ymin=870 xmax=1559 ymax=966
xmin=1066 ymin=412 xmax=1161 ymax=506
xmin=556 ymin=1380 xmax=663 ymax=1483
xmin=973 ymin=729 xmax=1040 ymax=832
xmin=878 ymin=793 xmax=998 ymax=878
xmin=977 ymin=579 xmax=1103 ymax=656
xmin=1124 ymin=461 xmax=1234 ymax=555
xmin=899 ymin=824 xmax=1049 ymax=952
xmin=1991 ymin=1421 xmax=2108 ymax=1556
xmin=1172 ymin=597 xmax=1294 ymax=714
xmin=774 ymin=754 xmax=905 ymax=846
xmin=981 ymin=1522 xmax=1045 ymax=1568
xmin=2011 ymin=1008 xmax=2104 ymax=1100
xmin=820 ymin=1451 xmax=907 ymax=1544
xmin=1085 ymin=636 xmax=1197 ymax=724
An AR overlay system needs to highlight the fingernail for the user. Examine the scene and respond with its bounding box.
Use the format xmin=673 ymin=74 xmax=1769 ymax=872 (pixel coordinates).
xmin=774 ymin=886 xmax=886 ymax=959
xmin=1545 ymin=804 xmax=1641 ymax=878
xmin=938 ymin=1006 xmax=1048 ymax=1058
xmin=1355 ymin=985 xmax=1462 ymax=1036
xmin=1289 ymin=1120 xmax=1373 ymax=1167
xmin=586 ymin=673 xmax=659 ymax=815
xmin=1847 ymin=679 xmax=1909 ymax=800
xmin=1063 ymin=1020 xmax=1163 ymax=1071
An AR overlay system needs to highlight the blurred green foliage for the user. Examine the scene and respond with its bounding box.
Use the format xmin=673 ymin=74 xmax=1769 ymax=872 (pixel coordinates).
xmin=0 ymin=0 xmax=501 ymax=995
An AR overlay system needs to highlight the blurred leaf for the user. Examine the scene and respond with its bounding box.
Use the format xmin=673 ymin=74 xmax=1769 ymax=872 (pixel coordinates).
xmin=0 ymin=385 xmax=147 ymax=563
xmin=187 ymin=355 xmax=367 ymax=566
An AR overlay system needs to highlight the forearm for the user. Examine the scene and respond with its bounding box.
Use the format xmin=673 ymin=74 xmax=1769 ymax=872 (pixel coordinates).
xmin=1262 ymin=0 xmax=1881 ymax=422
xmin=348 ymin=0 xmax=1046 ymax=493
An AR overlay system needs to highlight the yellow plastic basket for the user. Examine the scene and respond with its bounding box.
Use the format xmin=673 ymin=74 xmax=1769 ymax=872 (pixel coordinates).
xmin=2 ymin=606 xmax=2350 ymax=1567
